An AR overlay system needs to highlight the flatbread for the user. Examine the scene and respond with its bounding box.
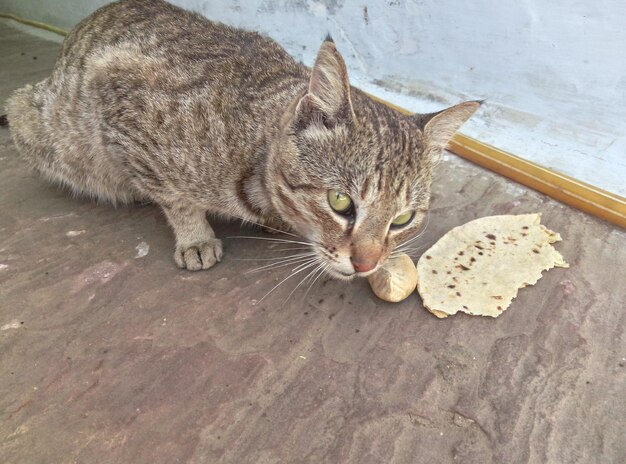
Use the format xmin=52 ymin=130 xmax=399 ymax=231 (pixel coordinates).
xmin=416 ymin=214 xmax=568 ymax=318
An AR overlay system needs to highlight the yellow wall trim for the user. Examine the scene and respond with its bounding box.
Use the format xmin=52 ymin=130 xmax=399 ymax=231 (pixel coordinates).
xmin=0 ymin=12 xmax=68 ymax=36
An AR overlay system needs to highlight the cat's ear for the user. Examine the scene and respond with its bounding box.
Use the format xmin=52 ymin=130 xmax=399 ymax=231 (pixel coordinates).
xmin=295 ymin=37 xmax=356 ymax=131
xmin=416 ymin=101 xmax=482 ymax=150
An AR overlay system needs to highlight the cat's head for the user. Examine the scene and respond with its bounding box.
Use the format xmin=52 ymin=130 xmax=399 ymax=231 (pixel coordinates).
xmin=268 ymin=38 xmax=480 ymax=280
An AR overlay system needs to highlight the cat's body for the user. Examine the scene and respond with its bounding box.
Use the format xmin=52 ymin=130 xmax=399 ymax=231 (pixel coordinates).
xmin=6 ymin=0 xmax=479 ymax=279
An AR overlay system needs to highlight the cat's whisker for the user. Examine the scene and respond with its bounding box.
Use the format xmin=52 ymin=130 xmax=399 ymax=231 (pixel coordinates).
xmin=235 ymin=216 xmax=299 ymax=237
xmin=290 ymin=258 xmax=323 ymax=274
xmin=303 ymin=263 xmax=329 ymax=300
xmin=391 ymin=251 xmax=424 ymax=259
xmin=233 ymin=252 xmax=315 ymax=262
xmin=392 ymin=243 xmax=428 ymax=253
xmin=303 ymin=261 xmax=326 ymax=289
xmin=249 ymin=257 xmax=319 ymax=279
xmin=283 ymin=261 xmax=326 ymax=304
xmin=269 ymin=246 xmax=314 ymax=252
xmin=395 ymin=234 xmax=419 ymax=250
xmin=228 ymin=235 xmax=314 ymax=247
xmin=400 ymin=243 xmax=428 ymax=251
xmin=257 ymin=259 xmax=322 ymax=304
xmin=391 ymin=247 xmax=427 ymax=259
xmin=396 ymin=228 xmax=427 ymax=249
xmin=245 ymin=257 xmax=317 ymax=274
xmin=245 ymin=254 xmax=317 ymax=273
xmin=309 ymin=261 xmax=328 ymax=282
xmin=391 ymin=250 xmax=423 ymax=258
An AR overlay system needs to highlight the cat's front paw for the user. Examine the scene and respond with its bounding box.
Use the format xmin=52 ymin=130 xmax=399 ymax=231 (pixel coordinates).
xmin=174 ymin=239 xmax=223 ymax=271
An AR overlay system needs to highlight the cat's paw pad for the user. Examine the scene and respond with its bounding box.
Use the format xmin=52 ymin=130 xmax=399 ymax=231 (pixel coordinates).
xmin=174 ymin=239 xmax=223 ymax=271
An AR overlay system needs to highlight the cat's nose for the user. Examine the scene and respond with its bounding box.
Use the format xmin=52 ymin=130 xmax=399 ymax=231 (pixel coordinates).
xmin=350 ymin=241 xmax=383 ymax=273
xmin=351 ymin=259 xmax=378 ymax=273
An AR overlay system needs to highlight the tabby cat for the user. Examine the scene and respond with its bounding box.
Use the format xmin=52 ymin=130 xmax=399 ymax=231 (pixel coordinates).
xmin=5 ymin=0 xmax=480 ymax=280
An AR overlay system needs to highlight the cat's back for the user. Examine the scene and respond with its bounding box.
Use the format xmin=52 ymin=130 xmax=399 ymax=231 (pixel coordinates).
xmin=58 ymin=0 xmax=300 ymax=80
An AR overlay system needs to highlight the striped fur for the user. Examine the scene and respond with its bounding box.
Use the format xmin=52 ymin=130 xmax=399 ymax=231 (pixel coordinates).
xmin=6 ymin=0 xmax=480 ymax=277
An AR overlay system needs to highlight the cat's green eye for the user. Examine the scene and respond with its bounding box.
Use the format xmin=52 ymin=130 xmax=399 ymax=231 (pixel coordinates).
xmin=391 ymin=211 xmax=414 ymax=227
xmin=328 ymin=190 xmax=353 ymax=213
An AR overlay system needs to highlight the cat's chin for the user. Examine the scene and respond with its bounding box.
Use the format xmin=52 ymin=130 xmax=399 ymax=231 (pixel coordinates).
xmin=324 ymin=267 xmax=355 ymax=280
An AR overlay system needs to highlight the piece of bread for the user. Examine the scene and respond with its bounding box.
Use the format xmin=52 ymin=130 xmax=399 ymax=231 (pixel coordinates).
xmin=368 ymin=253 xmax=417 ymax=303
xmin=416 ymin=214 xmax=568 ymax=318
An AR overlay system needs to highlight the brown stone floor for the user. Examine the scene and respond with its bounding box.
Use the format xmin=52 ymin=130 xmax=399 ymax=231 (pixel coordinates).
xmin=1 ymin=23 xmax=625 ymax=464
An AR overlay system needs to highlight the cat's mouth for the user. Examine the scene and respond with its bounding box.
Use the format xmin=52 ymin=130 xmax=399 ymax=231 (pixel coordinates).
xmin=325 ymin=265 xmax=379 ymax=281
xmin=334 ymin=269 xmax=356 ymax=279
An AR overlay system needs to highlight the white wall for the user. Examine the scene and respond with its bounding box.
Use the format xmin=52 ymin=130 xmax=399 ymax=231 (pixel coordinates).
xmin=2 ymin=0 xmax=625 ymax=196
